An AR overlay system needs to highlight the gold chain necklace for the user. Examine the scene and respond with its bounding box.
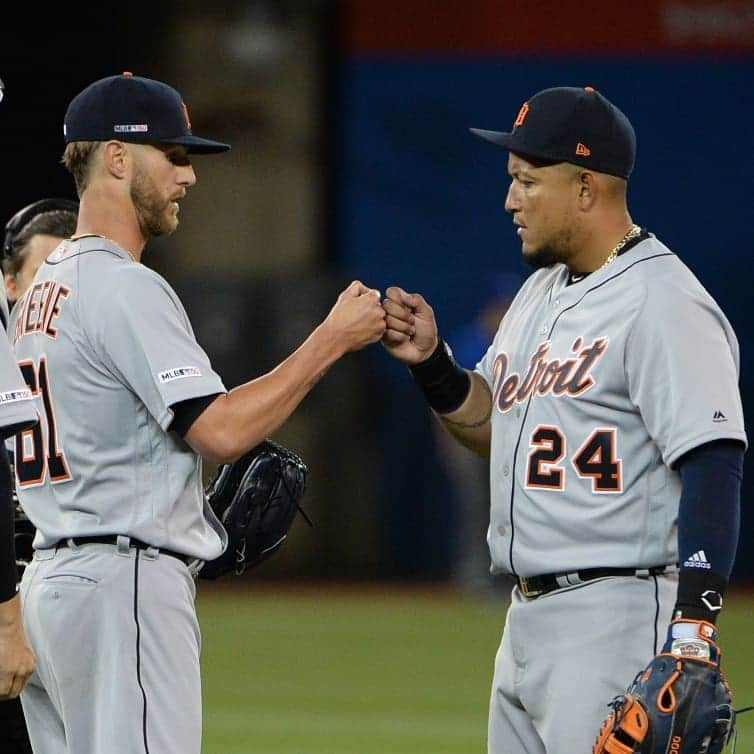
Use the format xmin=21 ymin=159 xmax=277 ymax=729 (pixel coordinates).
xmin=596 ymin=224 xmax=641 ymax=272
xmin=70 ymin=233 xmax=139 ymax=263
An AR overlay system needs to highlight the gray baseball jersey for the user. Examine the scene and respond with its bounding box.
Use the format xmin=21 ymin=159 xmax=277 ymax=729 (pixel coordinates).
xmin=9 ymin=235 xmax=227 ymax=560
xmin=0 ymin=286 xmax=36 ymax=432
xmin=476 ymin=233 xmax=746 ymax=577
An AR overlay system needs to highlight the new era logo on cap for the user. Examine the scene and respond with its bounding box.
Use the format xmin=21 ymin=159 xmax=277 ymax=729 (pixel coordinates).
xmin=63 ymin=71 xmax=230 ymax=155
xmin=470 ymin=85 xmax=636 ymax=179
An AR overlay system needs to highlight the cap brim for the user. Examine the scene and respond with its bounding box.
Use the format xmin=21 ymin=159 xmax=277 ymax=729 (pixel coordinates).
xmin=469 ymin=128 xmax=515 ymax=148
xmin=469 ymin=128 xmax=563 ymax=168
xmin=161 ymin=134 xmax=231 ymax=154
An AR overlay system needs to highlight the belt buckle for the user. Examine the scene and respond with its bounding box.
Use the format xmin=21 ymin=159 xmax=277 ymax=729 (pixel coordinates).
xmin=518 ymin=576 xmax=544 ymax=598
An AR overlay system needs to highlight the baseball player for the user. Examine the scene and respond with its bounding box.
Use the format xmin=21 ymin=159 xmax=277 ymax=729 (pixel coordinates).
xmin=381 ymin=85 xmax=747 ymax=754
xmin=13 ymin=71 xmax=386 ymax=754
xmin=0 ymin=78 xmax=48 ymax=709
xmin=0 ymin=275 xmax=39 ymax=703
xmin=0 ymin=283 xmax=38 ymax=695
xmin=0 ymin=198 xmax=78 ymax=754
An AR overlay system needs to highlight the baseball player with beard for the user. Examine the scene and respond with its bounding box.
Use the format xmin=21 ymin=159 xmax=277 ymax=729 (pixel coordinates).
xmin=12 ymin=72 xmax=385 ymax=754
xmin=381 ymin=86 xmax=747 ymax=754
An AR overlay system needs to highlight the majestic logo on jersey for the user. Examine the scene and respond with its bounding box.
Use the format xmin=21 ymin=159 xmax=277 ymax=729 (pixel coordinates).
xmin=492 ymin=336 xmax=608 ymax=413
xmin=158 ymin=366 xmax=202 ymax=383
xmin=12 ymin=281 xmax=71 ymax=345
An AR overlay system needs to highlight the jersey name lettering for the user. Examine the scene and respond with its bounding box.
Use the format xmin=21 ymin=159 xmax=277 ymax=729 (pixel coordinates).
xmin=492 ymin=336 xmax=608 ymax=413
xmin=13 ymin=280 xmax=71 ymax=345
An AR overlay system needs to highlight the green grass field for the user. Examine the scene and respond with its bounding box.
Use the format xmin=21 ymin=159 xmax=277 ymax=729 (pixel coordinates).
xmin=197 ymin=583 xmax=754 ymax=754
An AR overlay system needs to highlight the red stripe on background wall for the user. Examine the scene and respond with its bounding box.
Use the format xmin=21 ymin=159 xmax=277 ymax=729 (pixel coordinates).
xmin=344 ymin=0 xmax=754 ymax=55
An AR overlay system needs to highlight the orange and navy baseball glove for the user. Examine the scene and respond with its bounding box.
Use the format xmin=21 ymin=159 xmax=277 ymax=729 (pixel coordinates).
xmin=592 ymin=620 xmax=750 ymax=754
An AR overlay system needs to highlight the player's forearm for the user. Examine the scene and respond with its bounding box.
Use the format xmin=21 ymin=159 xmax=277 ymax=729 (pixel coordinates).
xmin=407 ymin=340 xmax=492 ymax=457
xmin=435 ymin=372 xmax=492 ymax=457
xmin=672 ymin=439 xmax=744 ymax=623
xmin=186 ymin=322 xmax=345 ymax=463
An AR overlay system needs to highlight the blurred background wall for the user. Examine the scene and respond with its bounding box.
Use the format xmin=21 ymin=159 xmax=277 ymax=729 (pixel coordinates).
xmin=2 ymin=0 xmax=753 ymax=586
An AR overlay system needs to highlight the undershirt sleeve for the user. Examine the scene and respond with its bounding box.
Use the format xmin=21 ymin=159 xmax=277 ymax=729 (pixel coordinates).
xmin=673 ymin=438 xmax=744 ymax=622
xmin=169 ymin=393 xmax=222 ymax=438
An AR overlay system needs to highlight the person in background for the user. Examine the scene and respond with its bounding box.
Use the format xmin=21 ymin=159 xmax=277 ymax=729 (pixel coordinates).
xmin=0 ymin=74 xmax=44 ymax=718
xmin=3 ymin=199 xmax=78 ymax=305
xmin=438 ymin=272 xmax=522 ymax=595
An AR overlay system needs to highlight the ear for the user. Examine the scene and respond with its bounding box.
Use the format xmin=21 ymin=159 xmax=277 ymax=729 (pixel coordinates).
xmin=4 ymin=272 xmax=18 ymax=303
xmin=577 ymin=171 xmax=598 ymax=210
xmin=101 ymin=140 xmax=130 ymax=179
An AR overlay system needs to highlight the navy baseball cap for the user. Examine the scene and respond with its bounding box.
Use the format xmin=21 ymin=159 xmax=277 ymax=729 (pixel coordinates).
xmin=63 ymin=72 xmax=230 ymax=154
xmin=470 ymin=86 xmax=635 ymax=179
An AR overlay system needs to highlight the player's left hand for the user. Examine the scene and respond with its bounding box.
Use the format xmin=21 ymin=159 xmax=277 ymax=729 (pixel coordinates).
xmin=0 ymin=593 xmax=35 ymax=699
xmin=592 ymin=620 xmax=736 ymax=754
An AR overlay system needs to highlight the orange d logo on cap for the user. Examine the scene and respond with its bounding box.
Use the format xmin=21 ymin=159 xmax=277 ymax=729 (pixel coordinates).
xmin=513 ymin=102 xmax=529 ymax=128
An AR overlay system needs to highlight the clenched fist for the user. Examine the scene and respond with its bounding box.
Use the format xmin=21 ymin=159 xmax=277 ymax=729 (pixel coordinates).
xmin=381 ymin=286 xmax=438 ymax=366
xmin=323 ymin=280 xmax=386 ymax=353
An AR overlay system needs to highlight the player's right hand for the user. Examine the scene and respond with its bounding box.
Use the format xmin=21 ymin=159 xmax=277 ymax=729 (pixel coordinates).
xmin=0 ymin=593 xmax=35 ymax=699
xmin=324 ymin=280 xmax=386 ymax=353
xmin=381 ymin=286 xmax=438 ymax=365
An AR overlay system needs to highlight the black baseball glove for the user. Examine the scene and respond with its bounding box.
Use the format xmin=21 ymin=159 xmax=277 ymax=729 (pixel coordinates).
xmin=592 ymin=620 xmax=750 ymax=754
xmin=199 ymin=439 xmax=311 ymax=580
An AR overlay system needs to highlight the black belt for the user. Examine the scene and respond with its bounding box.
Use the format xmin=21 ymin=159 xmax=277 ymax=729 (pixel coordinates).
xmin=517 ymin=564 xmax=675 ymax=599
xmin=54 ymin=536 xmax=192 ymax=565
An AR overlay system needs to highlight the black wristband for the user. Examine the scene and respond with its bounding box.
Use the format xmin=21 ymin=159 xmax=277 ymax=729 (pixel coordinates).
xmin=408 ymin=340 xmax=471 ymax=414
xmin=673 ymin=569 xmax=727 ymax=624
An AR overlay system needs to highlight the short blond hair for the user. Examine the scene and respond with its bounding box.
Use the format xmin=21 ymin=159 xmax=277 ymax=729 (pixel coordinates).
xmin=61 ymin=141 xmax=102 ymax=196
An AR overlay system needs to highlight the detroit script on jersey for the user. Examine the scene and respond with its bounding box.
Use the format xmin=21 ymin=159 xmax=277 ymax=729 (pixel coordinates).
xmin=492 ymin=336 xmax=607 ymax=412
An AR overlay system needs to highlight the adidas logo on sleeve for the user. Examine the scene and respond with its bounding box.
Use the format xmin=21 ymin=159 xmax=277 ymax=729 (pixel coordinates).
xmin=683 ymin=550 xmax=711 ymax=569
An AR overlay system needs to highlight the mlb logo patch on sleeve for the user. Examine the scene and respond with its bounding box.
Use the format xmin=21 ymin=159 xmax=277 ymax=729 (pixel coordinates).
xmin=158 ymin=366 xmax=202 ymax=383
xmin=0 ymin=388 xmax=34 ymax=403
